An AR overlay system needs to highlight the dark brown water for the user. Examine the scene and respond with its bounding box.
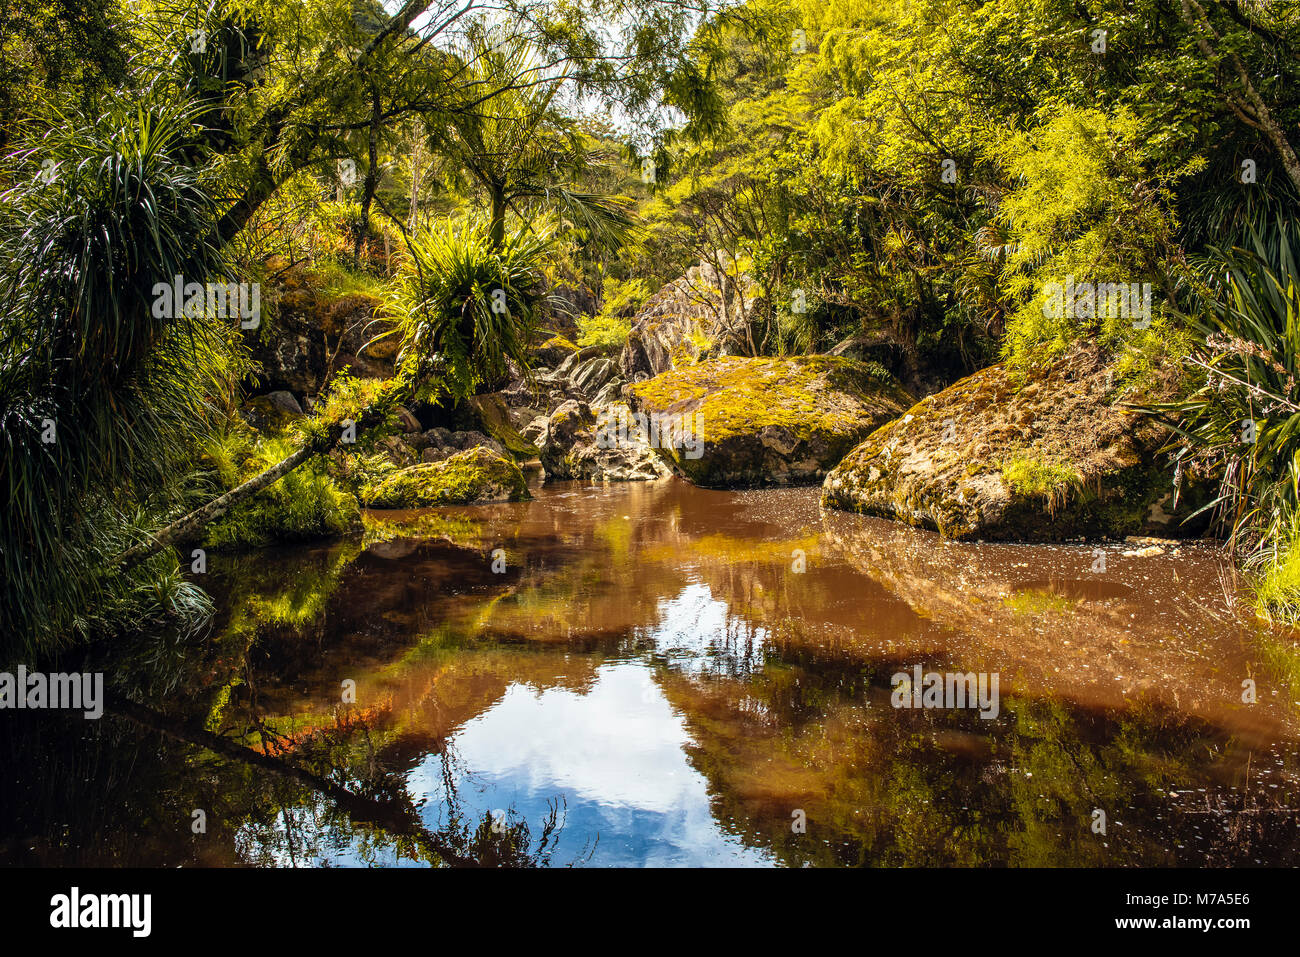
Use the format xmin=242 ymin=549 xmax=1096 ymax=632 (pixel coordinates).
xmin=4 ymin=478 xmax=1300 ymax=866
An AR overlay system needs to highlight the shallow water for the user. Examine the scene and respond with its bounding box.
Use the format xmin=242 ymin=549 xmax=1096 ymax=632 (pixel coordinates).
xmin=4 ymin=478 xmax=1300 ymax=866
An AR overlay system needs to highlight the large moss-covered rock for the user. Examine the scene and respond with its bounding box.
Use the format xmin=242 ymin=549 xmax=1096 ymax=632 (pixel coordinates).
xmin=821 ymin=344 xmax=1207 ymax=541
xmin=628 ymin=355 xmax=912 ymax=487
xmin=361 ymin=447 xmax=530 ymax=508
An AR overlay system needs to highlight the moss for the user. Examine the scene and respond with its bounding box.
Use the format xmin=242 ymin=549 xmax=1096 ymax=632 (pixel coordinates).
xmin=824 ymin=342 xmax=1207 ymax=542
xmin=1001 ymin=455 xmax=1085 ymax=513
xmin=467 ymin=393 xmax=539 ymax=458
xmin=629 ymin=355 xmax=911 ymax=486
xmin=540 ymin=334 xmax=577 ymax=352
xmin=361 ymin=447 xmax=530 ymax=508
xmin=201 ymin=433 xmax=362 ymax=551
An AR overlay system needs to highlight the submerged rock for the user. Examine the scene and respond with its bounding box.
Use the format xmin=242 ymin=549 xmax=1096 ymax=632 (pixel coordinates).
xmin=362 ymin=447 xmax=530 ymax=508
xmin=821 ymin=344 xmax=1207 ymax=541
xmin=627 ymin=355 xmax=912 ymax=487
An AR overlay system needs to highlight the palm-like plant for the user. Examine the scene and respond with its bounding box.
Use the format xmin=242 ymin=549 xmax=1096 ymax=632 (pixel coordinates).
xmin=384 ymin=218 xmax=552 ymax=402
xmin=431 ymin=33 xmax=635 ymax=250
xmin=1150 ymin=218 xmax=1300 ymax=562
xmin=0 ymin=88 xmax=243 ymax=657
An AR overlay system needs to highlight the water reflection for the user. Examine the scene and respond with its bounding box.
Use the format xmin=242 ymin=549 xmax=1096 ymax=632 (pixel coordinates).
xmin=3 ymin=478 xmax=1299 ymax=867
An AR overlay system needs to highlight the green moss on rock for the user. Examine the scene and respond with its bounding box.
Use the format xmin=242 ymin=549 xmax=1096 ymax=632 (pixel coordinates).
xmin=821 ymin=343 xmax=1210 ymax=542
xmin=628 ymin=355 xmax=912 ymax=487
xmin=361 ymin=447 xmax=530 ymax=508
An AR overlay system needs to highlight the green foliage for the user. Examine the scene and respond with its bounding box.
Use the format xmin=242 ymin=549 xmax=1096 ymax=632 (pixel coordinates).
xmin=1255 ymin=525 xmax=1300 ymax=624
xmin=384 ymin=218 xmax=551 ymax=401
xmin=995 ymin=107 xmax=1199 ymax=366
xmin=0 ymin=87 xmax=245 ymax=657
xmin=1153 ymin=219 xmax=1300 ymax=569
xmin=198 ymin=430 xmax=361 ymax=551
xmin=308 ymin=257 xmax=389 ymax=301
xmin=576 ymin=276 xmax=642 ymax=351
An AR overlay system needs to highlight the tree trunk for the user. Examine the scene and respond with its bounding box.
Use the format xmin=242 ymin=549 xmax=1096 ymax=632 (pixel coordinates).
xmin=116 ymin=382 xmax=406 ymax=572
xmin=1180 ymin=0 xmax=1300 ymax=194
xmin=489 ymin=184 xmax=507 ymax=250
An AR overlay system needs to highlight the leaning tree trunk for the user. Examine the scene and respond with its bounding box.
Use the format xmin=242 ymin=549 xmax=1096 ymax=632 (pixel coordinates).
xmin=115 ymin=378 xmax=409 ymax=572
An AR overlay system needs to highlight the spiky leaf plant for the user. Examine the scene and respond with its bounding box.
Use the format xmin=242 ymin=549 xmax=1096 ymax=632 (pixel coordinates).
xmin=0 ymin=89 xmax=244 ymax=658
xmin=382 ymin=218 xmax=552 ymax=402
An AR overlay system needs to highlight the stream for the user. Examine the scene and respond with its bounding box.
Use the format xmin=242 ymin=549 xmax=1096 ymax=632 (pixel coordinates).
xmin=3 ymin=478 xmax=1299 ymax=866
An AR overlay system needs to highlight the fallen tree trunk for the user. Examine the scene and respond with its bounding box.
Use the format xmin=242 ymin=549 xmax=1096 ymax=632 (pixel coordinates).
xmin=116 ymin=379 xmax=407 ymax=572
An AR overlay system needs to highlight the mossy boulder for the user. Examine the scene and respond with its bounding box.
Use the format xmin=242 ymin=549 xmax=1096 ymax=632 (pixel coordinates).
xmin=531 ymin=335 xmax=578 ymax=369
xmin=821 ymin=344 xmax=1209 ymax=541
xmin=361 ymin=447 xmax=530 ymax=508
xmin=627 ymin=355 xmax=912 ymax=487
xmin=465 ymin=393 xmax=540 ymax=458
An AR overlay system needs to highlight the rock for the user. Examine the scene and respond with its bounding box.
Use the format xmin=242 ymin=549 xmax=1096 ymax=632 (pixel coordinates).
xmin=521 ymin=415 xmax=550 ymax=447
xmin=555 ymin=345 xmax=605 ymax=380
xmin=449 ymin=430 xmax=505 ymax=455
xmin=395 ymin=406 xmax=422 ymax=433
xmin=1121 ymin=545 xmax=1166 ymax=558
xmin=618 ymin=261 xmax=756 ymax=380
xmin=264 ymin=390 xmax=303 ymax=415
xmin=592 ymin=380 xmax=624 ymax=408
xmin=240 ymin=394 xmax=301 ymax=432
xmin=570 ymin=355 xmax=620 ymax=396
xmin=377 ymin=434 xmax=418 ymax=467
xmin=531 ymin=335 xmax=578 ymax=369
xmin=821 ymin=343 xmax=1210 ymax=541
xmin=421 ymin=427 xmax=455 ymax=449
xmin=245 ymin=268 xmax=395 ymax=396
xmin=827 ymin=331 xmax=928 ymax=395
xmin=362 ymin=447 xmax=530 ymax=508
xmin=410 ymin=426 xmax=508 ymax=464
xmin=465 ymin=393 xmax=539 ymax=457
xmin=627 ymin=355 xmax=911 ymax=487
xmin=538 ymin=400 xmax=672 ymax=481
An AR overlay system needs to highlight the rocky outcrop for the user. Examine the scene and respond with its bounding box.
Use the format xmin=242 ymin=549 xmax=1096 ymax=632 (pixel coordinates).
xmin=245 ymin=268 xmax=396 ymax=399
xmin=537 ymin=400 xmax=672 ymax=481
xmin=821 ymin=344 xmax=1207 ymax=541
xmin=619 ymin=262 xmax=757 ymax=381
xmin=628 ymin=356 xmax=912 ymax=487
xmin=361 ymin=447 xmax=530 ymax=508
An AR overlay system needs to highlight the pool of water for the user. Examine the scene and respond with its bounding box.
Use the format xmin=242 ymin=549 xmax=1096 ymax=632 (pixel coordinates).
xmin=4 ymin=478 xmax=1299 ymax=866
